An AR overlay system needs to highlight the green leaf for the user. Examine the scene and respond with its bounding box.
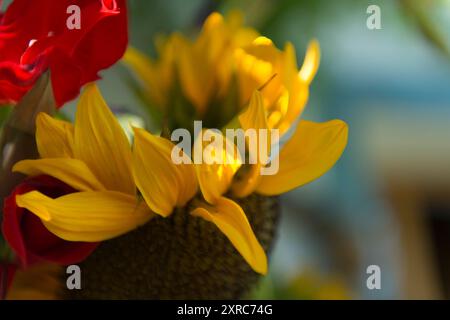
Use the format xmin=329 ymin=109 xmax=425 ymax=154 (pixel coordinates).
xmin=0 ymin=106 xmax=12 ymax=128
xmin=0 ymin=234 xmax=14 ymax=263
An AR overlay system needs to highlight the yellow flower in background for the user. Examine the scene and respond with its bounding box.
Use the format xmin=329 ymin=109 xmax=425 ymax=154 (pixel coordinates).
xmin=124 ymin=12 xmax=258 ymax=114
xmin=123 ymin=11 xmax=319 ymax=135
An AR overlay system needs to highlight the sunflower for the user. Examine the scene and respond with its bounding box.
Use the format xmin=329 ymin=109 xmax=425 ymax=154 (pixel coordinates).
xmin=123 ymin=12 xmax=347 ymax=201
xmin=7 ymin=11 xmax=348 ymax=299
xmin=13 ymin=85 xmax=154 ymax=243
xmin=123 ymin=12 xmax=319 ymax=134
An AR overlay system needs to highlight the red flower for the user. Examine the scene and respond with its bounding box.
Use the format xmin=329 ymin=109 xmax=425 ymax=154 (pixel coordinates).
xmin=2 ymin=175 xmax=98 ymax=267
xmin=0 ymin=0 xmax=128 ymax=107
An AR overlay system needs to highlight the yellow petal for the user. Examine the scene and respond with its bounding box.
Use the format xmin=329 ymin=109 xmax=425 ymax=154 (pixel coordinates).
xmin=299 ymin=39 xmax=320 ymax=85
xmin=278 ymin=77 xmax=309 ymax=135
xmin=178 ymin=40 xmax=212 ymax=114
xmin=233 ymin=90 xmax=269 ymax=198
xmin=278 ymin=42 xmax=310 ymax=135
xmin=257 ymin=119 xmax=348 ymax=195
xmin=282 ymin=42 xmax=298 ymax=90
xmin=122 ymin=46 xmax=166 ymax=107
xmin=36 ymin=112 xmax=74 ymax=158
xmin=235 ymin=38 xmax=283 ymax=108
xmin=191 ymin=197 xmax=267 ymax=275
xmin=16 ymin=191 xmax=153 ymax=242
xmin=202 ymin=12 xmax=224 ymax=33
xmin=232 ymin=164 xmax=262 ymax=198
xmin=13 ymin=158 xmax=105 ymax=192
xmin=157 ymin=34 xmax=180 ymax=96
xmin=73 ymin=84 xmax=135 ymax=195
xmin=239 ymin=90 xmax=268 ymax=132
xmin=198 ymin=13 xmax=228 ymax=70
xmin=132 ymin=127 xmax=197 ymax=217
xmin=194 ymin=131 xmax=241 ymax=204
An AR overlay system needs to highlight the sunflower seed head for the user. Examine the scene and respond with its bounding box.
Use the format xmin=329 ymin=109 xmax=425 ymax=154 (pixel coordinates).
xmin=65 ymin=194 xmax=280 ymax=299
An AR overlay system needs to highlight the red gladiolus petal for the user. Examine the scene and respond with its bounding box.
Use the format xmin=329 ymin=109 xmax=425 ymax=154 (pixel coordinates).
xmin=2 ymin=175 xmax=99 ymax=267
xmin=0 ymin=0 xmax=128 ymax=107
xmin=47 ymin=48 xmax=85 ymax=107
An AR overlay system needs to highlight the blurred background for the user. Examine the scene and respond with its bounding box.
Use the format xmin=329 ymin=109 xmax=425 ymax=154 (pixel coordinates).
xmin=105 ymin=0 xmax=450 ymax=299
xmin=7 ymin=0 xmax=450 ymax=299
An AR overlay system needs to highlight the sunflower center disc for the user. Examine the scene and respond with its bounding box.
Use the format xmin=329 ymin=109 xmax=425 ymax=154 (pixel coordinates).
xmin=65 ymin=194 xmax=280 ymax=299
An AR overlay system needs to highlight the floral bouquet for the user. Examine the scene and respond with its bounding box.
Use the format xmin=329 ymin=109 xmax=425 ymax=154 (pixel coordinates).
xmin=0 ymin=0 xmax=347 ymax=300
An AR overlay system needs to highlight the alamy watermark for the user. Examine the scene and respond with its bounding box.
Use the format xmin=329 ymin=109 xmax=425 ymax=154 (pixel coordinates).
xmin=66 ymin=5 xmax=81 ymax=30
xmin=367 ymin=5 xmax=382 ymax=30
xmin=170 ymin=121 xmax=280 ymax=175
xmin=66 ymin=265 xmax=81 ymax=290
xmin=366 ymin=265 xmax=381 ymax=290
